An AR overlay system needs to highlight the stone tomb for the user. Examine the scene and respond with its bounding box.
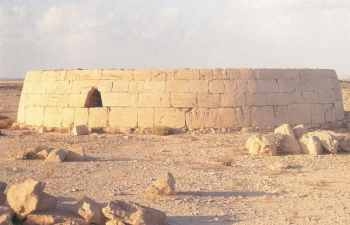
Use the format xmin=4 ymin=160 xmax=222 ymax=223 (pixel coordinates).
xmin=17 ymin=69 xmax=344 ymax=130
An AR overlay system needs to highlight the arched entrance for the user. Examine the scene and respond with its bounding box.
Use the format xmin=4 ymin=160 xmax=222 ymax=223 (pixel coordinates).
xmin=84 ymin=87 xmax=103 ymax=108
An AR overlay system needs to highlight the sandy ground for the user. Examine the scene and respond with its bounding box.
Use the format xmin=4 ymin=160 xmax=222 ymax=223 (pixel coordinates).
xmin=1 ymin=80 xmax=350 ymax=225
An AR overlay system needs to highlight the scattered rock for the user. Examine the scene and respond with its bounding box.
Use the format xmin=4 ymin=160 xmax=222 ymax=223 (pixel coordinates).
xmin=0 ymin=182 xmax=6 ymax=205
xmin=245 ymin=134 xmax=282 ymax=156
xmin=307 ymin=131 xmax=339 ymax=154
xmin=144 ymin=173 xmax=176 ymax=199
xmin=102 ymin=200 xmax=167 ymax=225
xmin=25 ymin=214 xmax=55 ymax=225
xmin=73 ymin=197 xmax=104 ymax=225
xmin=15 ymin=146 xmax=52 ymax=160
xmin=71 ymin=125 xmax=89 ymax=136
xmin=105 ymin=219 xmax=125 ymax=225
xmin=6 ymin=179 xmax=57 ymax=218
xmin=0 ymin=181 xmax=6 ymax=193
xmin=299 ymin=134 xmax=323 ymax=155
xmin=0 ymin=206 xmax=13 ymax=225
xmin=274 ymin=124 xmax=301 ymax=154
xmin=0 ymin=116 xmax=13 ymax=129
xmin=293 ymin=124 xmax=307 ymax=139
xmin=45 ymin=149 xmax=67 ymax=163
xmin=65 ymin=146 xmax=86 ymax=162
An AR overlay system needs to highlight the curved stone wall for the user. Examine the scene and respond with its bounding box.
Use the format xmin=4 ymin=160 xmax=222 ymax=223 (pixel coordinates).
xmin=17 ymin=68 xmax=344 ymax=130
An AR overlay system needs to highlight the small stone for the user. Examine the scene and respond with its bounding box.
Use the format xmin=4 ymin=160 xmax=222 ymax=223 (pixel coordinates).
xmin=102 ymin=200 xmax=167 ymax=225
xmin=144 ymin=173 xmax=176 ymax=199
xmin=45 ymin=149 xmax=67 ymax=162
xmin=71 ymin=125 xmax=89 ymax=136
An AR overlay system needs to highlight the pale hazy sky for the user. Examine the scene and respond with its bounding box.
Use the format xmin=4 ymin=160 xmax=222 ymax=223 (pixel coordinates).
xmin=1 ymin=0 xmax=350 ymax=79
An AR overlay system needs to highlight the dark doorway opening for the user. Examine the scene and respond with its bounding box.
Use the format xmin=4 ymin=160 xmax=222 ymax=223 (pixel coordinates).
xmin=85 ymin=88 xmax=103 ymax=108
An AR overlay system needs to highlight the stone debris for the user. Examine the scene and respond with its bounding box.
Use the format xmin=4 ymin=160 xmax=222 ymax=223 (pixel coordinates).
xmin=73 ymin=197 xmax=104 ymax=225
xmin=6 ymin=179 xmax=57 ymax=218
xmin=24 ymin=214 xmax=55 ymax=225
xmin=0 ymin=206 xmax=13 ymax=225
xmin=102 ymin=200 xmax=167 ymax=225
xmin=45 ymin=149 xmax=67 ymax=163
xmin=0 ymin=116 xmax=13 ymax=129
xmin=71 ymin=125 xmax=90 ymax=136
xmin=245 ymin=134 xmax=282 ymax=156
xmin=338 ymin=135 xmax=350 ymax=152
xmin=65 ymin=146 xmax=87 ymax=162
xmin=293 ymin=124 xmax=308 ymax=139
xmin=307 ymin=131 xmax=339 ymax=154
xmin=144 ymin=173 xmax=176 ymax=199
xmin=299 ymin=134 xmax=323 ymax=155
xmin=274 ymin=124 xmax=301 ymax=154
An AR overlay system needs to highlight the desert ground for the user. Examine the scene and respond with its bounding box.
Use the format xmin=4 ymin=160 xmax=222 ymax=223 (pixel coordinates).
xmin=2 ymin=80 xmax=350 ymax=225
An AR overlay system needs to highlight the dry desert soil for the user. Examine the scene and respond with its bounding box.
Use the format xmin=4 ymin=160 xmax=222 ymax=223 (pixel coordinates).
xmin=2 ymin=80 xmax=350 ymax=225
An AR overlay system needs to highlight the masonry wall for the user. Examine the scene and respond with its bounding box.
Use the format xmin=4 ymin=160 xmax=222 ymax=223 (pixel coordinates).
xmin=17 ymin=69 xmax=344 ymax=130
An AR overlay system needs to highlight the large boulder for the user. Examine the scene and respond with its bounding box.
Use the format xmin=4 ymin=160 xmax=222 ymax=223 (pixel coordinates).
xmin=307 ymin=131 xmax=339 ymax=154
xmin=73 ymin=197 xmax=104 ymax=225
xmin=299 ymin=134 xmax=323 ymax=155
xmin=102 ymin=200 xmax=167 ymax=225
xmin=65 ymin=146 xmax=87 ymax=162
xmin=0 ymin=206 xmax=13 ymax=225
xmin=293 ymin=124 xmax=308 ymax=139
xmin=245 ymin=134 xmax=282 ymax=156
xmin=6 ymin=179 xmax=57 ymax=218
xmin=338 ymin=135 xmax=350 ymax=152
xmin=274 ymin=124 xmax=301 ymax=154
xmin=144 ymin=173 xmax=176 ymax=199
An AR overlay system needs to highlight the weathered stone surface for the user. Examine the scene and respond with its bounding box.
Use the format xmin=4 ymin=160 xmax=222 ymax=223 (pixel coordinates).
xmin=245 ymin=134 xmax=282 ymax=156
xmin=25 ymin=214 xmax=55 ymax=225
xmin=73 ymin=197 xmax=104 ymax=225
xmin=6 ymin=179 xmax=56 ymax=218
xmin=65 ymin=146 xmax=86 ymax=162
xmin=144 ymin=173 xmax=176 ymax=199
xmin=102 ymin=200 xmax=166 ymax=225
xmin=0 ymin=206 xmax=13 ymax=225
xmin=299 ymin=134 xmax=323 ymax=155
xmin=339 ymin=135 xmax=350 ymax=152
xmin=307 ymin=131 xmax=339 ymax=154
xmin=71 ymin=125 xmax=89 ymax=136
xmin=274 ymin=124 xmax=301 ymax=154
xmin=45 ymin=149 xmax=67 ymax=163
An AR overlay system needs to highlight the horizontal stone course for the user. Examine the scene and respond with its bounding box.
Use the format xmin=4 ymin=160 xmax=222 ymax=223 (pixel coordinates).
xmin=18 ymin=68 xmax=344 ymax=129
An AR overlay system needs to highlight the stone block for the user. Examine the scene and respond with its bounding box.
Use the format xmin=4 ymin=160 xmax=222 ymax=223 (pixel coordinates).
xmin=212 ymin=69 xmax=228 ymax=80
xmin=74 ymin=108 xmax=89 ymax=126
xmin=88 ymin=108 xmax=108 ymax=128
xmin=109 ymin=108 xmax=138 ymax=128
xmin=101 ymin=69 xmax=134 ymax=80
xmin=102 ymin=93 xmax=137 ymax=107
xmin=129 ymin=81 xmax=145 ymax=93
xmin=335 ymin=101 xmax=345 ymax=120
xmin=171 ymin=93 xmax=197 ymax=108
xmin=167 ymin=80 xmax=208 ymax=93
xmin=138 ymin=93 xmax=170 ymax=107
xmin=248 ymin=79 xmax=279 ymax=93
xmin=62 ymin=108 xmax=75 ymax=128
xmin=198 ymin=94 xmax=220 ymax=108
xmin=288 ymin=104 xmax=312 ymax=125
xmin=224 ymin=80 xmax=248 ymax=93
xmin=25 ymin=71 xmax=43 ymax=81
xmin=278 ymin=79 xmax=298 ymax=93
xmin=199 ymin=69 xmax=213 ymax=80
xmin=133 ymin=70 xmax=153 ymax=81
xmin=96 ymin=80 xmax=113 ymax=92
xmin=173 ymin=69 xmax=200 ymax=80
xmin=138 ymin=108 xmax=155 ymax=128
xmin=24 ymin=107 xmax=44 ymax=126
xmin=255 ymin=69 xmax=299 ymax=80
xmin=323 ymin=104 xmax=336 ymax=123
xmin=67 ymin=69 xmax=101 ymax=80
xmin=112 ymin=81 xmax=129 ymax=92
xmin=143 ymin=81 xmax=166 ymax=93
xmin=228 ymin=68 xmax=256 ymax=80
xmin=221 ymin=93 xmax=245 ymax=107
xmin=154 ymin=109 xmax=186 ymax=128
xmin=250 ymin=106 xmax=275 ymax=128
xmin=72 ymin=125 xmax=89 ymax=136
xmin=68 ymin=94 xmax=86 ymax=107
xmin=44 ymin=107 xmax=62 ymax=128
xmin=209 ymin=80 xmax=225 ymax=93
